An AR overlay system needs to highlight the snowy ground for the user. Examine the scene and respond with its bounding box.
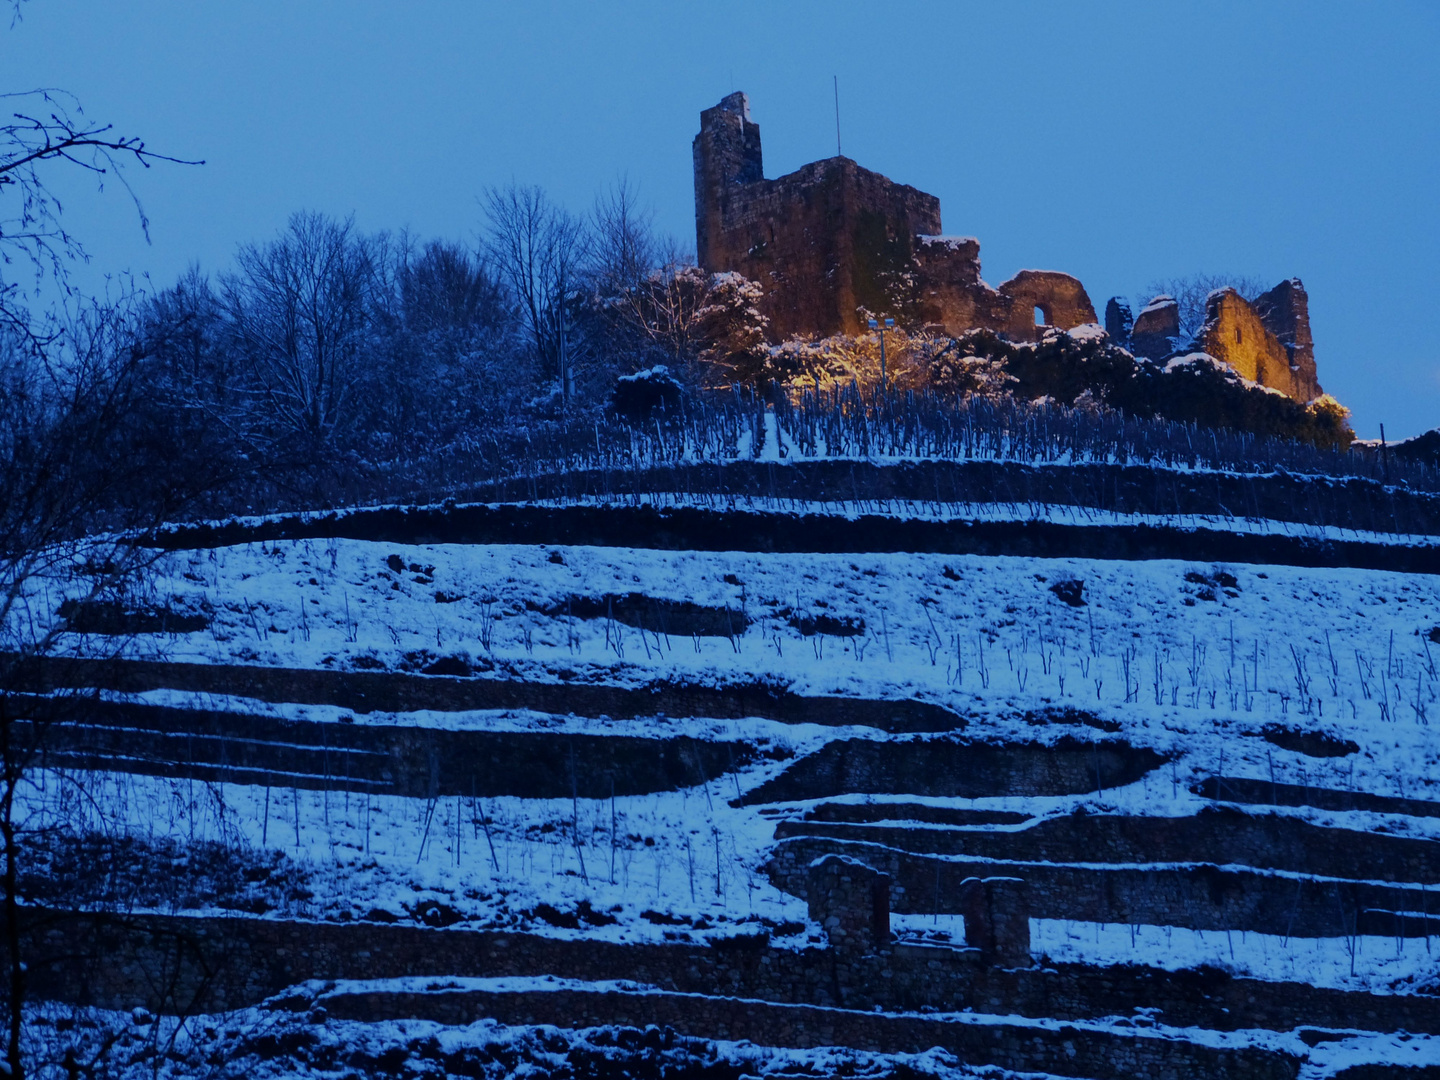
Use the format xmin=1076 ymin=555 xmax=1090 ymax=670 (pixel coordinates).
xmin=49 ymin=538 xmax=1440 ymax=735
xmin=13 ymin=506 xmax=1440 ymax=1076
xmin=16 ymin=533 xmax=1440 ymax=983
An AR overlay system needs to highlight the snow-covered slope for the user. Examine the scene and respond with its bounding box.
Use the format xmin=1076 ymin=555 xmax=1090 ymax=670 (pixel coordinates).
xmin=17 ymin=481 xmax=1440 ymax=1078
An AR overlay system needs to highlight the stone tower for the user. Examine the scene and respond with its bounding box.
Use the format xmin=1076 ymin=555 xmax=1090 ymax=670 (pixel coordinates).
xmin=692 ymin=92 xmax=764 ymax=273
xmin=693 ymin=92 xmax=946 ymax=339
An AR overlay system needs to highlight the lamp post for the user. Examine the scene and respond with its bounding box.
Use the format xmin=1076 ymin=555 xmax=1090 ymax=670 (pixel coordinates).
xmin=868 ymin=317 xmax=895 ymax=387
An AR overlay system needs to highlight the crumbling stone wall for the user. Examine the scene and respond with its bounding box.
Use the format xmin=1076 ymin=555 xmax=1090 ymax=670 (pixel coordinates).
xmin=1104 ymin=298 xmax=1133 ymax=342
xmin=992 ymin=270 xmax=1097 ymax=340
xmin=694 ymin=93 xmax=942 ymax=340
xmin=767 ymin=834 xmax=1430 ymax=938
xmin=694 ymin=93 xmax=1328 ymax=402
xmin=693 ymin=95 xmax=1338 ymax=411
xmin=1200 ymin=289 xmax=1304 ymax=399
xmin=1130 ymin=295 xmax=1180 ymax=360
xmin=1114 ymin=283 xmax=1322 ymax=402
xmin=693 ymin=93 xmax=1095 ymax=343
xmin=1252 ymin=278 xmax=1319 ymax=400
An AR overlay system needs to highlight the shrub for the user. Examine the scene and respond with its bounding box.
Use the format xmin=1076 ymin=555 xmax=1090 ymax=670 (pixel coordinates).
xmin=607 ymin=364 xmax=686 ymax=424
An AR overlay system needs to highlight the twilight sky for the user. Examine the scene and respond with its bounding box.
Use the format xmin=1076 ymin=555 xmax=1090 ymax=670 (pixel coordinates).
xmin=6 ymin=2 xmax=1437 ymax=437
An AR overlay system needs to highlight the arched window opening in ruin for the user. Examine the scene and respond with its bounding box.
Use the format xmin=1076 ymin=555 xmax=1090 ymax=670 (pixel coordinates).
xmin=1034 ymin=306 xmax=1047 ymax=327
xmin=1235 ymin=327 xmax=1243 ymax=344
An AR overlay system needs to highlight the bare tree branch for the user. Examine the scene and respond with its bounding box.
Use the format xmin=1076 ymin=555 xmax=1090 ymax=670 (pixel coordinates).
xmin=0 ymin=88 xmax=202 ymax=355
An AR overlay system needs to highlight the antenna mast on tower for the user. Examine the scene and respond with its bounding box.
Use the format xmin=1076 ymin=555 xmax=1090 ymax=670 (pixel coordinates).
xmin=833 ymin=76 xmax=842 ymax=157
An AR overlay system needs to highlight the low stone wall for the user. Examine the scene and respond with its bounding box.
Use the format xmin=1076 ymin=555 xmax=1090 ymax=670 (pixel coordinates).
xmin=805 ymin=852 xmax=1032 ymax=966
xmin=159 ymin=460 xmax=1440 ymax=542
xmin=767 ymin=836 xmax=1439 ymax=938
xmin=147 ymin=502 xmax=1440 ymax=577
xmin=739 ymin=736 xmax=1164 ymax=805
xmin=773 ymin=805 xmax=1440 ymax=885
xmin=806 ymin=803 xmax=1032 ymax=826
xmin=12 ymin=655 xmax=965 ymax=734
xmin=26 ymin=699 xmax=758 ymax=799
xmin=20 ymin=908 xmax=1440 ymax=1039
xmin=1197 ymin=775 xmax=1440 ymax=820
xmin=315 ymin=982 xmax=1301 ymax=1080
xmin=957 ymin=876 xmax=1031 ymax=966
xmin=807 ymin=854 xmax=891 ymax=952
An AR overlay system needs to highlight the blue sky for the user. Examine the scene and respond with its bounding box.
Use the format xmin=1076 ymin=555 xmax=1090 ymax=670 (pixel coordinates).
xmin=6 ymin=1 xmax=1438 ymax=436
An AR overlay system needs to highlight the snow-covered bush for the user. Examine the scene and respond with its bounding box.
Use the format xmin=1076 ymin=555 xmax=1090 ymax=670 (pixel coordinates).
xmin=606 ymin=365 xmax=686 ymax=424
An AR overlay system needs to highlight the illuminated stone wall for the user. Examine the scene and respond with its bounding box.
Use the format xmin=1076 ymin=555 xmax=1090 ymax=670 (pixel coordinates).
xmin=693 ymin=93 xmax=1095 ymax=342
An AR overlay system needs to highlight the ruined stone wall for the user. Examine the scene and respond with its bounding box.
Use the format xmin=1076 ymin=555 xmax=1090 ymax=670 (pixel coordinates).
xmin=991 ymin=270 xmax=1098 ymax=340
xmin=807 ymin=854 xmax=891 ymax=952
xmin=694 ymin=93 xmax=1332 ymax=406
xmin=692 ymin=92 xmax=764 ymax=272
xmin=1117 ymin=283 xmax=1322 ymax=402
xmin=1199 ymin=289 xmax=1302 ymax=398
xmin=1130 ymin=296 xmax=1180 ymax=360
xmin=694 ymin=94 xmax=1328 ymax=402
xmin=693 ymin=93 xmax=1095 ymax=343
xmin=1253 ymin=278 xmax=1321 ymax=401
xmin=694 ymin=95 xmax=943 ymax=340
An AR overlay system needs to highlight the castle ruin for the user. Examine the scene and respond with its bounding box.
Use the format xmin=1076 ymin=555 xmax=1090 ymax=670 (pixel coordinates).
xmin=694 ymin=92 xmax=1322 ymax=402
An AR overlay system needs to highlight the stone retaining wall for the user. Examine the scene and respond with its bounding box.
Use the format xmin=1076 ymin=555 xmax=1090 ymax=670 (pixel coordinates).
xmin=19 ymin=908 xmax=1440 ymax=1039
xmin=767 ymin=836 xmax=1439 ymax=938
xmin=25 ymin=699 xmax=757 ymax=799
xmin=11 ymin=655 xmax=965 ymax=733
xmin=773 ymin=806 xmax=1440 ymax=885
xmin=739 ymin=736 xmax=1164 ymax=804
xmin=146 ymin=503 xmax=1440 ymax=576
xmin=1197 ymin=776 xmax=1440 ymax=820
xmin=163 ymin=460 xmax=1440 ymax=541
xmin=315 ymin=982 xmax=1300 ymax=1080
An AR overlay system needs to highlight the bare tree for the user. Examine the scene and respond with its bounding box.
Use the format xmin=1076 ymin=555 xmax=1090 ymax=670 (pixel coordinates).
xmin=588 ymin=182 xmax=767 ymax=380
xmin=353 ymin=237 xmax=525 ymax=445
xmin=0 ymin=34 xmax=204 ymax=1075
xmin=1139 ymin=273 xmax=1269 ymax=345
xmin=589 ymin=178 xmax=657 ymax=298
xmin=596 ymin=261 xmax=702 ymax=369
xmin=483 ymin=184 xmax=588 ymax=386
xmin=222 ymin=212 xmax=376 ymax=442
xmin=0 ymin=298 xmax=214 ymax=1079
xmin=0 ymin=89 xmax=199 ymax=354
xmin=399 ymin=238 xmax=506 ymax=337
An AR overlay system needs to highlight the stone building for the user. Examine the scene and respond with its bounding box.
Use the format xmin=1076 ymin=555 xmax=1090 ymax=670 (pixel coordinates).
xmin=692 ymin=91 xmax=1322 ymax=402
xmin=693 ymin=92 xmax=1096 ymax=343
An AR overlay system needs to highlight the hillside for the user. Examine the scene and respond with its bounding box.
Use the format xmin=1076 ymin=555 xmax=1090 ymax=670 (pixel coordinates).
xmin=13 ymin=417 xmax=1440 ymax=1080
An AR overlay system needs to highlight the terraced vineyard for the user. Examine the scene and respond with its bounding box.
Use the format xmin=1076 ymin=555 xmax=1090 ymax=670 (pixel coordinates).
xmin=16 ymin=457 xmax=1440 ymax=1079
